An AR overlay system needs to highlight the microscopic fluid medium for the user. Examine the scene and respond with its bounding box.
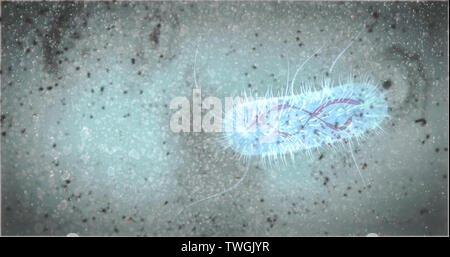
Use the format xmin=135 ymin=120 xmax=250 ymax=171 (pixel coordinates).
xmin=178 ymin=30 xmax=388 ymax=215
xmin=223 ymin=80 xmax=388 ymax=159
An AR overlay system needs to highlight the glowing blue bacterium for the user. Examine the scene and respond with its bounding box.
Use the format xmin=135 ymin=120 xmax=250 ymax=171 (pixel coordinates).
xmin=223 ymin=80 xmax=388 ymax=163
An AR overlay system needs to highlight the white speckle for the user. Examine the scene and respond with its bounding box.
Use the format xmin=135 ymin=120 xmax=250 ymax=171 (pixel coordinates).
xmin=128 ymin=149 xmax=141 ymax=160
xmin=81 ymin=126 xmax=90 ymax=139
xmin=62 ymin=144 xmax=73 ymax=155
xmin=57 ymin=200 xmax=68 ymax=211
xmin=34 ymin=223 xmax=44 ymax=233
xmin=81 ymin=153 xmax=90 ymax=164
xmin=61 ymin=170 xmax=71 ymax=180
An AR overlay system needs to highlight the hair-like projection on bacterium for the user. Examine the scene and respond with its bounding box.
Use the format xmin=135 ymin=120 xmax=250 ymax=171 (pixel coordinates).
xmin=223 ymin=81 xmax=388 ymax=162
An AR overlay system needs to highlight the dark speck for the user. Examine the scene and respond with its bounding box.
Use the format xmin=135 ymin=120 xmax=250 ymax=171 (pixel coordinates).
xmin=131 ymin=58 xmax=135 ymax=64
xmin=415 ymin=118 xmax=427 ymax=126
xmin=372 ymin=11 xmax=380 ymax=19
xmin=72 ymin=31 xmax=80 ymax=39
xmin=150 ymin=24 xmax=161 ymax=48
xmin=420 ymin=208 xmax=429 ymax=215
xmin=323 ymin=177 xmax=329 ymax=186
xmin=382 ymin=80 xmax=392 ymax=89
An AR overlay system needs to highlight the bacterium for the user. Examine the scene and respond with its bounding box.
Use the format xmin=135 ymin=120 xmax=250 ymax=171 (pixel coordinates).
xmin=223 ymin=80 xmax=388 ymax=163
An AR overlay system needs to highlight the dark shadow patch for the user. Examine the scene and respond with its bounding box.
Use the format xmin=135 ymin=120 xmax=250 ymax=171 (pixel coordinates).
xmin=150 ymin=23 xmax=161 ymax=49
xmin=419 ymin=208 xmax=429 ymax=215
xmin=41 ymin=3 xmax=87 ymax=75
xmin=384 ymin=44 xmax=431 ymax=117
